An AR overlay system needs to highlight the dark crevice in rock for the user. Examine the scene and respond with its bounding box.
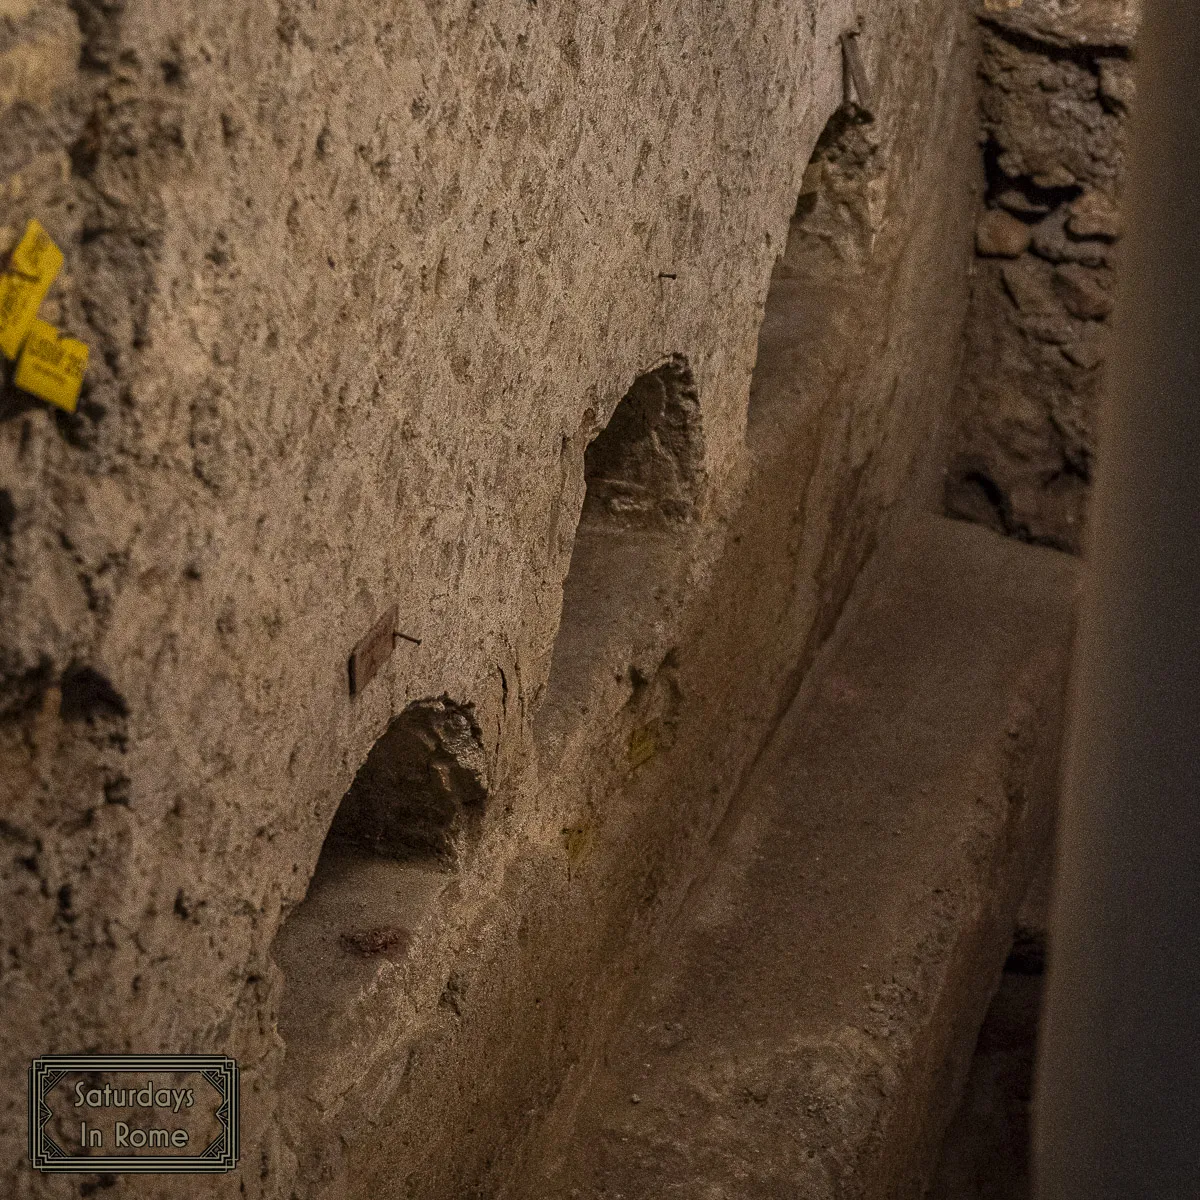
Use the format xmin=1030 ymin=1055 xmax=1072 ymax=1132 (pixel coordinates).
xmin=982 ymin=138 xmax=1081 ymax=214
xmin=68 ymin=0 xmax=127 ymax=73
xmin=327 ymin=696 xmax=489 ymax=866
xmin=582 ymin=357 xmax=706 ymax=528
xmin=977 ymin=8 xmax=1134 ymax=62
xmin=59 ymin=663 xmax=129 ymax=723
xmin=0 ymin=658 xmax=54 ymax=723
xmin=0 ymin=489 xmax=15 ymax=546
xmin=978 ymin=16 xmax=1133 ymax=63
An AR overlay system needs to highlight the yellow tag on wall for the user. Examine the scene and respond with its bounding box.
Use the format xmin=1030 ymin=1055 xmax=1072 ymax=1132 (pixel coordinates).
xmin=0 ymin=219 xmax=63 ymax=359
xmin=14 ymin=319 xmax=88 ymax=412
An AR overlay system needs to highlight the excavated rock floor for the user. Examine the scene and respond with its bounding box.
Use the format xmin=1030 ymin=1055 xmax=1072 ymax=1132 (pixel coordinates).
xmin=521 ymin=516 xmax=1077 ymax=1199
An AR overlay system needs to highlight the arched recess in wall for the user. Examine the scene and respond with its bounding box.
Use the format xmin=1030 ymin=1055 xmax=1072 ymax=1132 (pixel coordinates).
xmin=271 ymin=697 xmax=488 ymax=1075
xmin=536 ymin=356 xmax=705 ymax=758
xmin=746 ymin=105 xmax=882 ymax=439
xmin=732 ymin=99 xmax=894 ymax=730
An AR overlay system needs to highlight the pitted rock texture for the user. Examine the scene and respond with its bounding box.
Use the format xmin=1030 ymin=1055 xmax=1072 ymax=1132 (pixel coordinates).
xmin=0 ymin=1 xmax=978 ymax=1198
xmin=945 ymin=0 xmax=1136 ymax=553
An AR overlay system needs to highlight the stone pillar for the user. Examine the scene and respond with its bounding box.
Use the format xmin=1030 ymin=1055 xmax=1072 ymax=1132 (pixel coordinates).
xmin=1035 ymin=3 xmax=1200 ymax=1196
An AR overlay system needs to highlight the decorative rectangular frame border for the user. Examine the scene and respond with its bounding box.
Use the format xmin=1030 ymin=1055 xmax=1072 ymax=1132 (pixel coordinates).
xmin=29 ymin=1055 xmax=239 ymax=1174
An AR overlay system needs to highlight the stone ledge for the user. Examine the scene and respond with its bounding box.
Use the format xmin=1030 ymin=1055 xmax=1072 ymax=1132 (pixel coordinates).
xmin=976 ymin=0 xmax=1138 ymax=51
xmin=526 ymin=516 xmax=1078 ymax=1199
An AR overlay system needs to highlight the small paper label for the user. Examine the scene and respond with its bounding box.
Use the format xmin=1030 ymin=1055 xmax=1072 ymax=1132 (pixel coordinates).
xmin=348 ymin=604 xmax=398 ymax=696
xmin=14 ymin=319 xmax=88 ymax=412
xmin=0 ymin=219 xmax=63 ymax=359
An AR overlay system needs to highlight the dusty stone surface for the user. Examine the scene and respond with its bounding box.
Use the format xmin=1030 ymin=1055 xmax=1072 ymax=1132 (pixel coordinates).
xmin=522 ymin=518 xmax=1077 ymax=1199
xmin=977 ymin=209 xmax=1033 ymax=258
xmin=945 ymin=0 xmax=1138 ymax=552
xmin=0 ymin=1 xmax=978 ymax=1197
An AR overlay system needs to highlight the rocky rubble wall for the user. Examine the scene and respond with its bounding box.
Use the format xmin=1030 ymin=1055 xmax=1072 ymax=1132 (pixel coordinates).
xmin=945 ymin=0 xmax=1138 ymax=553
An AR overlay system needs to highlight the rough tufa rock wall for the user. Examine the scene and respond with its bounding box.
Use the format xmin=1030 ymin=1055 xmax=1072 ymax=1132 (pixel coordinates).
xmin=0 ymin=1 xmax=979 ymax=1197
xmin=945 ymin=0 xmax=1137 ymax=553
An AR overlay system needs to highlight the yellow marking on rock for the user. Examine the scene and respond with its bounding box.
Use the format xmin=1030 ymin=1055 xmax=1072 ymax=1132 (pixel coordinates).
xmin=562 ymin=825 xmax=592 ymax=865
xmin=628 ymin=724 xmax=657 ymax=768
xmin=14 ymin=319 xmax=87 ymax=412
xmin=0 ymin=31 xmax=80 ymax=114
xmin=0 ymin=219 xmax=62 ymax=359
